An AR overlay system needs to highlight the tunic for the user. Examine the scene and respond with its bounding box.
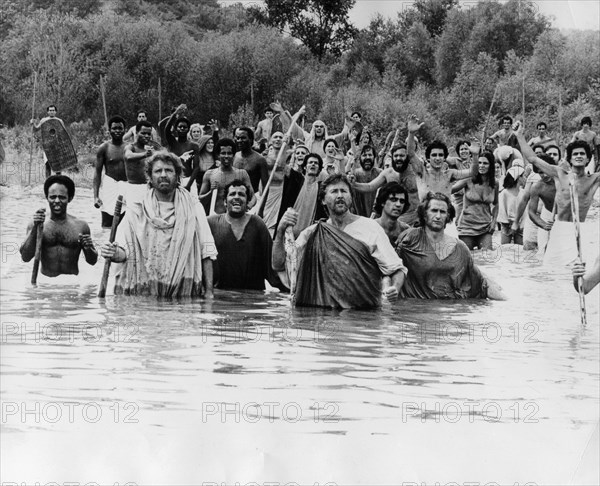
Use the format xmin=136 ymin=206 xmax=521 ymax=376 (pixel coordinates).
xmin=457 ymin=181 xmax=496 ymax=236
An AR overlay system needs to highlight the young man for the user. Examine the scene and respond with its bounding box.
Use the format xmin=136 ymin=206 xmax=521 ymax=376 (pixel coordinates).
xmin=528 ymin=121 xmax=557 ymax=149
xmin=233 ymin=127 xmax=268 ymax=194
xmin=100 ymin=151 xmax=217 ymax=298
xmin=163 ymin=105 xmax=200 ymax=178
xmin=274 ymin=174 xmax=407 ymax=308
xmin=571 ymin=116 xmax=599 ymax=171
xmin=491 ymin=115 xmax=514 ymax=147
xmin=515 ymin=121 xmax=600 ymax=266
xmin=255 ymin=107 xmax=275 ymax=144
xmin=526 ymin=154 xmax=558 ymax=253
xmin=396 ymin=192 xmax=504 ymax=300
xmin=407 ymin=115 xmax=479 ymax=199
xmin=123 ymin=120 xmax=158 ymax=207
xmin=208 ymin=180 xmax=275 ymax=291
xmin=21 ymin=175 xmax=97 ymax=277
xmin=123 ymin=110 xmax=159 ymax=144
xmin=374 ymin=182 xmax=411 ymax=244
xmin=94 ymin=115 xmax=128 ymax=227
xmin=200 ymin=138 xmax=255 ymax=215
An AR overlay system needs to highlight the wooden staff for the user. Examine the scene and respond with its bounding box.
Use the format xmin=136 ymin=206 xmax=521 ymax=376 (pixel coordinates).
xmin=28 ymin=71 xmax=38 ymax=186
xmin=250 ymin=105 xmax=305 ymax=216
xmin=158 ymin=77 xmax=162 ymax=121
xmin=481 ymin=84 xmax=499 ymax=146
xmin=99 ymin=75 xmax=108 ymax=134
xmin=98 ymin=195 xmax=124 ymax=298
xmin=568 ymin=174 xmax=587 ymax=326
xmin=521 ymin=76 xmax=526 ymax=129
xmin=31 ymin=221 xmax=43 ymax=286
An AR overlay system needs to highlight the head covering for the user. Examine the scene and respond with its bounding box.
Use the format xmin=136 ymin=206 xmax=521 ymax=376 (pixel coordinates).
xmin=507 ymin=166 xmax=524 ymax=180
xmin=197 ymin=135 xmax=212 ymax=152
xmin=497 ymin=146 xmax=514 ymax=161
xmin=511 ymin=158 xmax=524 ymax=168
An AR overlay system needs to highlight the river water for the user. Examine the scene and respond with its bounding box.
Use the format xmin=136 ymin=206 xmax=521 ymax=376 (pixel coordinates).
xmin=1 ymin=184 xmax=598 ymax=485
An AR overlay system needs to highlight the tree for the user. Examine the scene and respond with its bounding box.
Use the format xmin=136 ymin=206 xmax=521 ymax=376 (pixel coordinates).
xmin=398 ymin=0 xmax=458 ymax=38
xmin=249 ymin=0 xmax=358 ymax=61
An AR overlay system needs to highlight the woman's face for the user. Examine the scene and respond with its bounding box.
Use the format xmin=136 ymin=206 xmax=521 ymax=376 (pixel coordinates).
xmin=325 ymin=142 xmax=337 ymax=156
xmin=478 ymin=157 xmax=490 ymax=175
xmin=191 ymin=127 xmax=202 ymax=140
xmin=206 ymin=139 xmax=214 ymax=153
xmin=459 ymin=144 xmax=470 ymax=160
xmin=295 ymin=148 xmax=308 ymax=165
xmin=495 ymin=162 xmax=502 ymax=178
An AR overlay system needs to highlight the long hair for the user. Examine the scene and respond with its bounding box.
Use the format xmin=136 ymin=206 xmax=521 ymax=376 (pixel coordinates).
xmin=473 ymin=151 xmax=496 ymax=188
xmin=417 ymin=192 xmax=455 ymax=226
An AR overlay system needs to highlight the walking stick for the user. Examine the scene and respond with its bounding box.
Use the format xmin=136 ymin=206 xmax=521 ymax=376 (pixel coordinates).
xmin=568 ymin=174 xmax=587 ymax=326
xmin=250 ymin=105 xmax=305 ymax=216
xmin=99 ymin=75 xmax=108 ymax=135
xmin=31 ymin=221 xmax=43 ymax=286
xmin=481 ymin=84 xmax=499 ymax=146
xmin=98 ymin=195 xmax=124 ymax=298
xmin=28 ymin=71 xmax=38 ymax=186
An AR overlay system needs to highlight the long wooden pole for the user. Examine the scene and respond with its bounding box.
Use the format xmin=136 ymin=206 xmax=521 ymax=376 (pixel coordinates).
xmin=481 ymin=84 xmax=499 ymax=146
xmin=522 ymin=76 xmax=526 ymax=129
xmin=100 ymin=75 xmax=108 ymax=134
xmin=31 ymin=221 xmax=43 ymax=286
xmin=250 ymin=105 xmax=305 ymax=216
xmin=158 ymin=77 xmax=162 ymax=121
xmin=98 ymin=195 xmax=124 ymax=298
xmin=28 ymin=71 xmax=38 ymax=186
xmin=568 ymin=174 xmax=587 ymax=326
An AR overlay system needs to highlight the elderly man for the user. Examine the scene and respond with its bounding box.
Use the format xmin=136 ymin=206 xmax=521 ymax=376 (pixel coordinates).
xmin=397 ymin=192 xmax=503 ymax=300
xmin=208 ymin=180 xmax=274 ymax=291
xmin=100 ymin=152 xmax=217 ymax=298
xmin=273 ymin=173 xmax=407 ymax=309
xmin=21 ymin=175 xmax=97 ymax=277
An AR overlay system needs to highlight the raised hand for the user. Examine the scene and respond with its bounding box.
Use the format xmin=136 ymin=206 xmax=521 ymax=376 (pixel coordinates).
xmin=407 ymin=114 xmax=424 ymax=134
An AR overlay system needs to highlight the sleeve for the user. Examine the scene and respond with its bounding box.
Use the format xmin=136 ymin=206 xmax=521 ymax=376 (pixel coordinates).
xmin=195 ymin=200 xmax=218 ymax=260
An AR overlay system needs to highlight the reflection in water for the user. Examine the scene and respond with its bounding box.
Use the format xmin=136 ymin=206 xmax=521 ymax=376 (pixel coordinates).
xmin=1 ymin=185 xmax=599 ymax=484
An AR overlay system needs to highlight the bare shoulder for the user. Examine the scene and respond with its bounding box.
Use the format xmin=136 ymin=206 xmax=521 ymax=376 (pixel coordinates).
xmin=69 ymin=215 xmax=91 ymax=233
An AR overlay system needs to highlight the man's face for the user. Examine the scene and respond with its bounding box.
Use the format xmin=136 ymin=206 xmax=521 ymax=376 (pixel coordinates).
xmin=545 ymin=147 xmax=560 ymax=164
xmin=360 ymin=148 xmax=375 ymax=171
xmin=484 ymin=138 xmax=495 ymax=152
xmin=352 ymin=113 xmax=361 ymax=122
xmin=235 ymin=130 xmax=252 ymax=152
xmin=570 ymin=147 xmax=589 ymax=168
xmin=176 ymin=121 xmax=189 ymax=137
xmin=265 ymin=110 xmax=274 ymax=119
xmin=313 ymin=122 xmax=325 ymax=138
xmin=226 ymin=185 xmax=248 ymax=216
xmin=323 ymin=181 xmax=352 ymax=216
xmin=392 ymin=148 xmax=408 ymax=171
xmin=305 ymin=156 xmax=321 ymax=176
xmin=138 ymin=127 xmax=152 ymax=145
xmin=47 ymin=107 xmax=57 ymax=117
xmin=502 ymin=119 xmax=511 ymax=130
xmin=47 ymin=183 xmax=69 ymax=217
xmin=382 ymin=192 xmax=406 ymax=220
xmin=424 ymin=199 xmax=449 ymax=232
xmin=137 ymin=112 xmax=147 ymax=122
xmin=271 ymin=132 xmax=283 ymax=149
xmin=219 ymin=145 xmax=234 ymax=168
xmin=458 ymin=144 xmax=470 ymax=160
xmin=537 ymin=124 xmax=546 ymax=136
xmin=151 ymin=160 xmax=178 ymax=195
xmin=428 ymin=148 xmax=446 ymax=170
xmin=109 ymin=122 xmax=125 ymax=143
xmin=534 ymin=146 xmax=544 ymax=156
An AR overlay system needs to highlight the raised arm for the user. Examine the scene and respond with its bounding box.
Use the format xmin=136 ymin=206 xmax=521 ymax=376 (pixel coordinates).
xmin=451 ymin=178 xmax=470 ymax=194
xmin=271 ymin=102 xmax=307 ymax=140
xmin=514 ymin=121 xmax=558 ymax=178
xmin=351 ymin=171 xmax=388 ymax=193
xmin=165 ymin=104 xmax=187 ymax=148
xmin=527 ymin=186 xmax=553 ymax=231
xmin=406 ymin=115 xmax=424 ymax=176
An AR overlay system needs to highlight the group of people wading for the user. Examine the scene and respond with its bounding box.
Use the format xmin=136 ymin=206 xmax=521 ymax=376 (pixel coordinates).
xmin=19 ymin=103 xmax=600 ymax=306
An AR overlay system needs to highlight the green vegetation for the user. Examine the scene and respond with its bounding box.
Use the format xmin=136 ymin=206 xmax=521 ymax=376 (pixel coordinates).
xmin=1 ymin=0 xmax=598 ymax=153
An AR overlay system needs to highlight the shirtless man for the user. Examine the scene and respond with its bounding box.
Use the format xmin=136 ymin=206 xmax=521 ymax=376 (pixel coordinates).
xmin=233 ymin=127 xmax=268 ymax=194
xmin=491 ymin=115 xmax=514 ymax=147
xmin=123 ymin=110 xmax=159 ymax=144
xmin=255 ymin=107 xmax=274 ymax=144
xmin=526 ymin=154 xmax=558 ymax=252
xmin=571 ymin=116 xmax=599 ymax=170
xmin=407 ymin=115 xmax=479 ymax=200
xmin=348 ymin=145 xmax=381 ymax=217
xmin=200 ymin=138 xmax=255 ymax=214
xmin=351 ymin=143 xmax=420 ymax=224
xmin=94 ymin=116 xmax=128 ymax=227
xmin=124 ymin=120 xmax=158 ymax=206
xmin=528 ymin=121 xmax=557 ymax=149
xmin=515 ymin=121 xmax=600 ymax=266
xmin=20 ymin=175 xmax=97 ymax=277
xmin=374 ymin=182 xmax=411 ymax=244
xmin=163 ymin=105 xmax=200 ymax=178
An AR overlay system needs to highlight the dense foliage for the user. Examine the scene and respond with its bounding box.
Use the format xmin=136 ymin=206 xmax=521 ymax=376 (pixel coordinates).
xmin=1 ymin=0 xmax=598 ymax=148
